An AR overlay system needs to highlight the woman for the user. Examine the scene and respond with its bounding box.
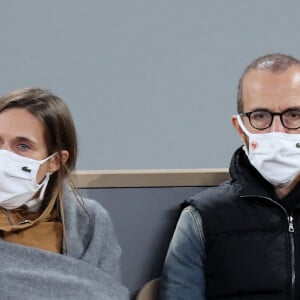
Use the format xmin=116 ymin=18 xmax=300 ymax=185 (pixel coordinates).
xmin=0 ymin=87 xmax=128 ymax=299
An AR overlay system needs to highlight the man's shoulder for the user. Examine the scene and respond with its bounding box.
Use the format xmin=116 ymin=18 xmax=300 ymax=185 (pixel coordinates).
xmin=191 ymin=180 xmax=234 ymax=201
xmin=188 ymin=180 xmax=236 ymax=210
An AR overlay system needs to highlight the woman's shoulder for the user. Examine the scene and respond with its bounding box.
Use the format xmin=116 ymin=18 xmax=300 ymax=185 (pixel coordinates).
xmin=63 ymin=186 xmax=119 ymax=261
xmin=82 ymin=197 xmax=109 ymax=214
xmin=81 ymin=197 xmax=112 ymax=224
xmin=63 ymin=186 xmax=111 ymax=224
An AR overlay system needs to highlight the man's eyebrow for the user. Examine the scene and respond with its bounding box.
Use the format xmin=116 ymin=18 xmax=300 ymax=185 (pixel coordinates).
xmin=247 ymin=107 xmax=269 ymax=111
xmin=248 ymin=106 xmax=300 ymax=112
xmin=284 ymin=106 xmax=300 ymax=111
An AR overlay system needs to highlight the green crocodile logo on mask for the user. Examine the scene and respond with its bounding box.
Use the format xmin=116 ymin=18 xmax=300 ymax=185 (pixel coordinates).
xmin=21 ymin=166 xmax=31 ymax=173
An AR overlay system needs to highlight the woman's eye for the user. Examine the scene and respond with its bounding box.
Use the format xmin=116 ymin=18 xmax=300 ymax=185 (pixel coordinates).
xmin=18 ymin=144 xmax=30 ymax=151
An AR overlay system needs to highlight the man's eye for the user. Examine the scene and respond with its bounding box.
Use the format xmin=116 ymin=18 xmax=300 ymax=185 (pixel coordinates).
xmin=286 ymin=111 xmax=300 ymax=119
xmin=252 ymin=112 xmax=268 ymax=120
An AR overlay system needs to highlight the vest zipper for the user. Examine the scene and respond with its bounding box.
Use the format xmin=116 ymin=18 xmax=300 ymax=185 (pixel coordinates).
xmin=288 ymin=214 xmax=295 ymax=300
xmin=288 ymin=215 xmax=295 ymax=232
xmin=241 ymin=195 xmax=295 ymax=299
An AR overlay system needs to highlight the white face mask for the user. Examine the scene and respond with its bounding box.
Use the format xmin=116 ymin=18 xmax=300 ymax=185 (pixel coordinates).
xmin=237 ymin=115 xmax=300 ymax=187
xmin=0 ymin=150 xmax=54 ymax=210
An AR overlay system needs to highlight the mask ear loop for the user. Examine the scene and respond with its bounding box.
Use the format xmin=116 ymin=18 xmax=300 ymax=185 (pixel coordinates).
xmin=236 ymin=115 xmax=251 ymax=155
xmin=36 ymin=152 xmax=57 ymax=201
xmin=236 ymin=115 xmax=251 ymax=136
xmin=38 ymin=152 xmax=57 ymax=164
xmin=38 ymin=172 xmax=51 ymax=201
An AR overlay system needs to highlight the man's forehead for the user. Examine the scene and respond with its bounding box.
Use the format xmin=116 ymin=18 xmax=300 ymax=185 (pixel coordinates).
xmin=242 ymin=67 xmax=300 ymax=111
xmin=243 ymin=67 xmax=300 ymax=95
xmin=244 ymin=66 xmax=300 ymax=84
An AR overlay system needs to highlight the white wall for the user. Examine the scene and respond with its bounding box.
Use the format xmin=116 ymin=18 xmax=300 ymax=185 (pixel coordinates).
xmin=0 ymin=1 xmax=298 ymax=170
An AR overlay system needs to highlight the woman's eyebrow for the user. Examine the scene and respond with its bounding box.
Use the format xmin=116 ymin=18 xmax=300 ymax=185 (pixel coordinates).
xmin=15 ymin=136 xmax=38 ymax=146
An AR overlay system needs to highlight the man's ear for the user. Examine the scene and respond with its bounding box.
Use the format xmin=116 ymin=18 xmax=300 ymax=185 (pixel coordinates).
xmin=232 ymin=115 xmax=247 ymax=144
xmin=48 ymin=150 xmax=69 ymax=173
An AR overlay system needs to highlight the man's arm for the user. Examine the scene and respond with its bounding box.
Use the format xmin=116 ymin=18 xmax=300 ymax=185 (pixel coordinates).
xmin=160 ymin=205 xmax=206 ymax=300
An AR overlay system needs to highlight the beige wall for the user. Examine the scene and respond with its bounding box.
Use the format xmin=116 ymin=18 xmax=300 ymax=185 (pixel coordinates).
xmin=72 ymin=168 xmax=230 ymax=188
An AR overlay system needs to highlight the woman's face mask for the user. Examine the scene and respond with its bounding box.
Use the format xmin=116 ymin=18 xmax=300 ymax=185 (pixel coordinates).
xmin=0 ymin=150 xmax=54 ymax=209
xmin=237 ymin=115 xmax=300 ymax=187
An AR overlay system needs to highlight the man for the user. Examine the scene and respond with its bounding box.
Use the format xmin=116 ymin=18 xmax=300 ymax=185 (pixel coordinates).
xmin=160 ymin=53 xmax=300 ymax=299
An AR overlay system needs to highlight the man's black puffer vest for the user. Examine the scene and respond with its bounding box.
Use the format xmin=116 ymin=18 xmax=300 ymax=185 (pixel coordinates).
xmin=189 ymin=147 xmax=300 ymax=300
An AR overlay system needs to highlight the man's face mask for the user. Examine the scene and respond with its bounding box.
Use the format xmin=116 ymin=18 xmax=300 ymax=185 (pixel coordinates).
xmin=237 ymin=115 xmax=300 ymax=187
xmin=0 ymin=150 xmax=54 ymax=210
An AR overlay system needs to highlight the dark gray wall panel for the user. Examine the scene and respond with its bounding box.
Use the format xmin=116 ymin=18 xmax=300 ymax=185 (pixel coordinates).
xmin=81 ymin=187 xmax=206 ymax=299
